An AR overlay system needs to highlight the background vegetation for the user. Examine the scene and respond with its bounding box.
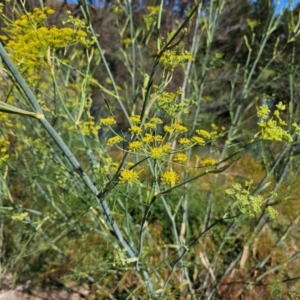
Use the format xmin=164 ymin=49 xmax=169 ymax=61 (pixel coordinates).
xmin=1 ymin=0 xmax=300 ymax=299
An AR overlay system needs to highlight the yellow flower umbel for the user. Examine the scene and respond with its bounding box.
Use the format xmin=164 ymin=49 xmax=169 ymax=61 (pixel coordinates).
xmin=196 ymin=129 xmax=211 ymax=140
xmin=1 ymin=7 xmax=93 ymax=82
xmin=0 ymin=136 xmax=10 ymax=166
xmin=143 ymin=6 xmax=160 ymax=30
xmin=150 ymin=117 xmax=163 ymax=124
xmin=162 ymin=170 xmax=179 ymax=187
xmin=119 ymin=169 xmax=139 ymax=185
xmin=128 ymin=141 xmax=143 ymax=151
xmin=173 ymin=124 xmax=188 ymax=133
xmin=202 ymin=158 xmax=217 ymax=167
xmin=150 ymin=143 xmax=171 ymax=160
xmin=142 ymin=133 xmax=154 ymax=144
xmin=226 ymin=181 xmax=278 ymax=219
xmin=164 ymin=124 xmax=188 ymax=134
xmin=100 ymin=117 xmax=116 ymax=126
xmin=129 ymin=115 xmax=141 ymax=125
xmin=78 ymin=115 xmax=101 ymax=137
xmin=107 ymin=136 xmax=123 ymax=146
xmin=130 ymin=125 xmax=142 ymax=134
xmin=160 ymin=48 xmax=194 ymax=69
xmin=178 ymin=138 xmax=191 ymax=146
xmin=257 ymin=102 xmax=292 ymax=142
xmin=144 ymin=117 xmax=162 ymax=130
xmin=173 ymin=153 xmax=188 ymax=163
xmin=122 ymin=37 xmax=132 ymax=47
xmin=191 ymin=136 xmax=205 ymax=146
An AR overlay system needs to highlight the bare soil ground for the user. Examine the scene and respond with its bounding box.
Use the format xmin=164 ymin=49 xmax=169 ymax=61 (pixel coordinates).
xmin=0 ymin=274 xmax=95 ymax=300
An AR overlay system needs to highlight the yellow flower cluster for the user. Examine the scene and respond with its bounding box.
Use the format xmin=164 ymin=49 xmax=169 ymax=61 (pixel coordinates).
xmin=102 ymin=112 xmax=218 ymax=191
xmin=122 ymin=38 xmax=132 ymax=47
xmin=78 ymin=115 xmax=101 ymax=137
xmin=107 ymin=136 xmax=124 ymax=146
xmin=292 ymin=122 xmax=300 ymax=136
xmin=257 ymin=104 xmax=270 ymax=120
xmin=196 ymin=129 xmax=211 ymax=139
xmin=144 ymin=117 xmax=163 ymax=130
xmin=164 ymin=124 xmax=188 ymax=134
xmin=0 ymin=112 xmax=7 ymax=119
xmin=119 ymin=169 xmax=139 ymax=185
xmin=144 ymin=122 xmax=156 ymax=129
xmin=129 ymin=115 xmax=141 ymax=124
xmin=150 ymin=143 xmax=171 ymax=159
xmin=226 ymin=181 xmax=278 ymax=219
xmin=190 ymin=129 xmax=211 ymax=146
xmin=162 ymin=170 xmax=179 ymax=187
xmin=141 ymin=133 xmax=154 ymax=144
xmin=160 ymin=49 xmax=194 ymax=69
xmin=140 ymin=134 xmax=163 ymax=144
xmin=153 ymin=89 xmax=191 ymax=117
xmin=101 ymin=157 xmax=119 ymax=173
xmin=130 ymin=125 xmax=142 ymax=134
xmin=11 ymin=212 xmax=29 ymax=221
xmin=210 ymin=123 xmax=225 ymax=139
xmin=158 ymin=92 xmax=176 ymax=105
xmin=257 ymin=102 xmax=292 ymax=142
xmin=150 ymin=117 xmax=163 ymax=124
xmin=202 ymin=158 xmax=216 ymax=167
xmin=143 ymin=6 xmax=160 ymax=29
xmin=100 ymin=117 xmax=116 ymax=126
xmin=173 ymin=153 xmax=188 ymax=163
xmin=1 ymin=7 xmax=93 ymax=80
xmin=178 ymin=138 xmax=191 ymax=146
xmin=191 ymin=136 xmax=205 ymax=146
xmin=129 ymin=141 xmax=143 ymax=150
xmin=0 ymin=136 xmax=10 ymax=165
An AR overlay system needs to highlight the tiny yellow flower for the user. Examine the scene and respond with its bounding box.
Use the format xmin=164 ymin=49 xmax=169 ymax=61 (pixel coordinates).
xmin=150 ymin=147 xmax=164 ymax=159
xmin=11 ymin=212 xmax=29 ymax=221
xmin=178 ymin=138 xmax=191 ymax=145
xmin=100 ymin=117 xmax=116 ymax=126
xmin=257 ymin=105 xmax=270 ymax=119
xmin=78 ymin=118 xmax=100 ymax=136
xmin=129 ymin=141 xmax=143 ymax=151
xmin=129 ymin=115 xmax=141 ymax=124
xmin=211 ymin=123 xmax=218 ymax=130
xmin=162 ymin=143 xmax=172 ymax=152
xmin=164 ymin=125 xmax=173 ymax=133
xmin=162 ymin=170 xmax=179 ymax=186
xmin=196 ymin=129 xmax=211 ymax=139
xmin=107 ymin=136 xmax=123 ymax=146
xmin=202 ymin=158 xmax=216 ymax=166
xmin=176 ymin=88 xmax=183 ymax=95
xmin=276 ymin=101 xmax=286 ymax=111
xmin=105 ymin=157 xmax=113 ymax=163
xmin=142 ymin=133 xmax=154 ymax=143
xmin=153 ymin=135 xmax=163 ymax=142
xmin=119 ymin=169 xmax=139 ymax=185
xmin=144 ymin=122 xmax=156 ymax=129
xmin=122 ymin=37 xmax=132 ymax=47
xmin=173 ymin=124 xmax=188 ymax=133
xmin=0 ymin=153 xmax=9 ymax=163
xmin=191 ymin=136 xmax=205 ymax=146
xmin=150 ymin=117 xmax=163 ymax=124
xmin=292 ymin=122 xmax=300 ymax=135
xmin=44 ymin=7 xmax=55 ymax=15
xmin=130 ymin=125 xmax=142 ymax=134
xmin=111 ymin=162 xmax=119 ymax=172
xmin=173 ymin=153 xmax=188 ymax=163
xmin=147 ymin=6 xmax=160 ymax=14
